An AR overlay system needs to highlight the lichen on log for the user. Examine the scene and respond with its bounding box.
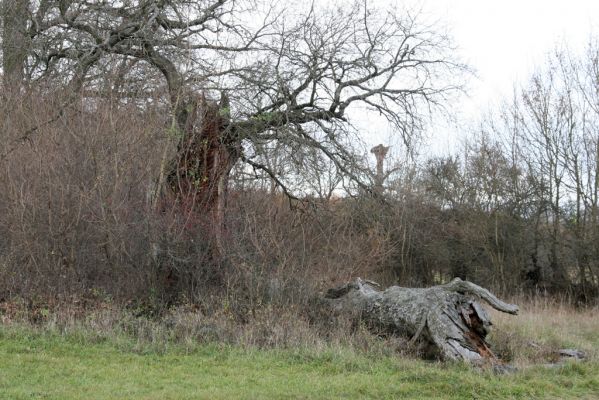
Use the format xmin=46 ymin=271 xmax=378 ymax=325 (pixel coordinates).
xmin=325 ymin=278 xmax=519 ymax=362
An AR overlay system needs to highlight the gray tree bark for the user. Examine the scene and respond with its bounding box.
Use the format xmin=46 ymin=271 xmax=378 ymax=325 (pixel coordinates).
xmin=325 ymin=278 xmax=518 ymax=362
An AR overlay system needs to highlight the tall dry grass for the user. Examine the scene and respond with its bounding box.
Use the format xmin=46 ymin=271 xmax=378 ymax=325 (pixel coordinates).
xmin=489 ymin=297 xmax=599 ymax=366
xmin=1 ymin=293 xmax=596 ymax=367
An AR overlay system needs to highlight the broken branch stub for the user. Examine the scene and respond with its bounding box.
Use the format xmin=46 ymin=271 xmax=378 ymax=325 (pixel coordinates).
xmin=325 ymin=278 xmax=519 ymax=362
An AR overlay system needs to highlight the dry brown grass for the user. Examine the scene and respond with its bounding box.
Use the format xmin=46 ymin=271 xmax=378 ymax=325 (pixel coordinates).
xmin=0 ymin=297 xmax=416 ymax=360
xmin=1 ymin=293 xmax=597 ymax=369
xmin=489 ymin=297 xmax=599 ymax=366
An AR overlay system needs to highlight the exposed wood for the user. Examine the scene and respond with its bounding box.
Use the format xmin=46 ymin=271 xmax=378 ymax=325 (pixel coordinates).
xmin=325 ymin=278 xmax=519 ymax=362
xmin=370 ymin=144 xmax=390 ymax=195
xmin=166 ymin=93 xmax=239 ymax=219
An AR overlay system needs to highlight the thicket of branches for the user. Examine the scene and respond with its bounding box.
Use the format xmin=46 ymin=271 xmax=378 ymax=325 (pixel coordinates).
xmin=0 ymin=0 xmax=598 ymax=313
xmin=384 ymin=43 xmax=599 ymax=302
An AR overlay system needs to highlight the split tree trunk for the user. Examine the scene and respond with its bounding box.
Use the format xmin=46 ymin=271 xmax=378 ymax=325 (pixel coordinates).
xmin=325 ymin=278 xmax=518 ymax=362
xmin=166 ymin=93 xmax=240 ymax=247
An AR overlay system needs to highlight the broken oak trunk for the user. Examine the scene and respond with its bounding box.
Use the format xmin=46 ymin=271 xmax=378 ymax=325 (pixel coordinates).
xmin=160 ymin=93 xmax=240 ymax=254
xmin=325 ymin=278 xmax=518 ymax=362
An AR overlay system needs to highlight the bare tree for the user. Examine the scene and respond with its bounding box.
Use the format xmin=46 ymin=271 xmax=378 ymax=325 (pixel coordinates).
xmin=569 ymin=40 xmax=599 ymax=291
xmin=511 ymin=64 xmax=571 ymax=289
xmin=18 ymin=0 xmax=464 ymax=250
xmin=1 ymin=0 xmax=29 ymax=89
xmin=481 ymin=45 xmax=599 ymax=293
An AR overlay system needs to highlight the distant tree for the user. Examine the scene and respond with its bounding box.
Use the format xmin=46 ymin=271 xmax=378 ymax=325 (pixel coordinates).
xmin=483 ymin=44 xmax=599 ymax=294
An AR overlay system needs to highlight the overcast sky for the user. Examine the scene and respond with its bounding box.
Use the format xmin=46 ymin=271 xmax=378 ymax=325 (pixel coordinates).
xmin=445 ymin=0 xmax=599 ymax=116
xmin=363 ymin=0 xmax=599 ymax=157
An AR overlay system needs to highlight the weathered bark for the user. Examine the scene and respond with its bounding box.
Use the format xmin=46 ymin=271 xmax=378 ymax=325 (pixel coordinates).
xmin=371 ymin=144 xmax=389 ymax=195
xmin=151 ymin=93 xmax=240 ymax=296
xmin=325 ymin=278 xmax=518 ymax=362
xmin=165 ymin=92 xmax=240 ymax=250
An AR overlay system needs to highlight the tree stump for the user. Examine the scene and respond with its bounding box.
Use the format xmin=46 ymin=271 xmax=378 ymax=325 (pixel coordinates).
xmin=325 ymin=278 xmax=519 ymax=362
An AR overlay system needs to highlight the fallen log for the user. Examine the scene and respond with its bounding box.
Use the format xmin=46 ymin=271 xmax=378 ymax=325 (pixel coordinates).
xmin=325 ymin=278 xmax=519 ymax=362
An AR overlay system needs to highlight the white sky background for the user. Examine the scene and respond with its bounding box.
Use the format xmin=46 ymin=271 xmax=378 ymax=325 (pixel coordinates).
xmin=355 ymin=0 xmax=599 ymax=160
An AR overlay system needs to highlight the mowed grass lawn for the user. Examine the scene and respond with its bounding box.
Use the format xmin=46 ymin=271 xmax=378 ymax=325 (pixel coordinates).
xmin=1 ymin=329 xmax=598 ymax=400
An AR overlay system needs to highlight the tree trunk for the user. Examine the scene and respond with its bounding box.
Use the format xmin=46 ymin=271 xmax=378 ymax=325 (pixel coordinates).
xmin=142 ymin=48 xmax=240 ymax=246
xmin=370 ymin=144 xmax=389 ymax=195
xmin=325 ymin=278 xmax=518 ymax=362
xmin=166 ymin=93 xmax=240 ymax=238
xmin=151 ymin=93 xmax=239 ymax=297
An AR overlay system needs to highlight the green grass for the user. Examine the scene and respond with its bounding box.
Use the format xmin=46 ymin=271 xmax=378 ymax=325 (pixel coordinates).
xmin=1 ymin=328 xmax=598 ymax=399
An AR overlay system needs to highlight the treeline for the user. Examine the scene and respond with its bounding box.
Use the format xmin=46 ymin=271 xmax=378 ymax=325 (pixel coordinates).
xmin=373 ymin=43 xmax=599 ymax=301
xmin=0 ymin=3 xmax=598 ymax=308
xmin=1 ymin=75 xmax=597 ymax=309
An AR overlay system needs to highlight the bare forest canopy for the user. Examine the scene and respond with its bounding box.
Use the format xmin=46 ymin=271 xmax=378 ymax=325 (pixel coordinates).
xmin=0 ymin=0 xmax=598 ymax=308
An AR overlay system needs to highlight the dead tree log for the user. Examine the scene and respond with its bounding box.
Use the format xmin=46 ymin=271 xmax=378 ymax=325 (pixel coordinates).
xmin=325 ymin=278 xmax=519 ymax=362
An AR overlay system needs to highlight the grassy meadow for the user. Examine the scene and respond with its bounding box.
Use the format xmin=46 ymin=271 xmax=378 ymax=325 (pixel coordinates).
xmin=0 ymin=299 xmax=598 ymax=399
